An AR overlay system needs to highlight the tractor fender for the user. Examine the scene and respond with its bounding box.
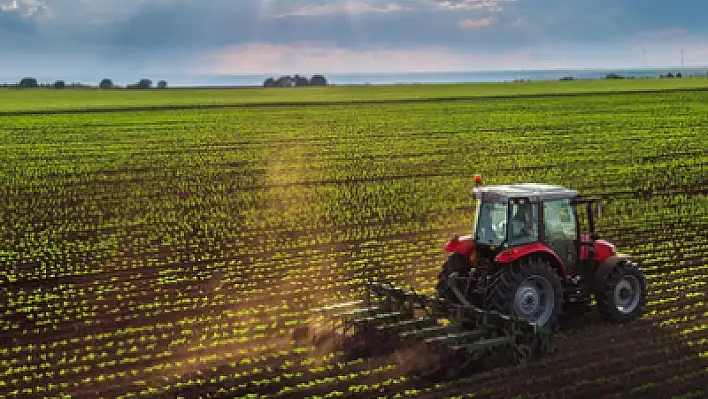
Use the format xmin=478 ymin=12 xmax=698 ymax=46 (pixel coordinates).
xmin=444 ymin=234 xmax=475 ymax=258
xmin=494 ymin=242 xmax=568 ymax=280
xmin=593 ymin=255 xmax=632 ymax=289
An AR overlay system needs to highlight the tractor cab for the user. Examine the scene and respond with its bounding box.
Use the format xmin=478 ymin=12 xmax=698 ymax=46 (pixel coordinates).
xmin=472 ymin=181 xmax=586 ymax=274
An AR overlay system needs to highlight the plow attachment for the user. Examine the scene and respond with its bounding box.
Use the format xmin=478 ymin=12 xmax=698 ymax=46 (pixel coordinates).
xmin=312 ymin=280 xmax=552 ymax=374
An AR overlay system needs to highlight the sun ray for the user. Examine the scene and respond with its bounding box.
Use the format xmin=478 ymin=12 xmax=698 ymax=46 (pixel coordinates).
xmin=252 ymin=0 xmax=274 ymax=45
xmin=343 ymin=1 xmax=372 ymax=73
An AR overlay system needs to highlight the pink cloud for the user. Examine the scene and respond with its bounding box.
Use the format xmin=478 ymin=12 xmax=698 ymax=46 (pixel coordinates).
xmin=197 ymin=42 xmax=567 ymax=74
xmin=458 ymin=17 xmax=494 ymax=28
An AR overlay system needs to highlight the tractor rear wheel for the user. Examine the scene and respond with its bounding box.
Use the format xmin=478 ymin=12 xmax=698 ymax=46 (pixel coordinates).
xmin=596 ymin=262 xmax=647 ymax=322
xmin=487 ymin=257 xmax=564 ymax=330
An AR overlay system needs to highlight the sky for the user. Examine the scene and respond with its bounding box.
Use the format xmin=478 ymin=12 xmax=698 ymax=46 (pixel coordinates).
xmin=1 ymin=0 xmax=707 ymax=82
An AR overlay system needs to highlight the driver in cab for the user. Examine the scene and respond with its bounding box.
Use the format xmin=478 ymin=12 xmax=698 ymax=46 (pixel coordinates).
xmin=511 ymin=203 xmax=536 ymax=243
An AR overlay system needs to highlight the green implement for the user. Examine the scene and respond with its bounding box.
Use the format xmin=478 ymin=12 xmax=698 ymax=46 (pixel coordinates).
xmin=313 ymin=280 xmax=553 ymax=370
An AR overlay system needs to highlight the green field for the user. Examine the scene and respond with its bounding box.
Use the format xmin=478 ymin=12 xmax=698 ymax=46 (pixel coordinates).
xmin=1 ymin=79 xmax=707 ymax=398
xmin=3 ymin=77 xmax=708 ymax=113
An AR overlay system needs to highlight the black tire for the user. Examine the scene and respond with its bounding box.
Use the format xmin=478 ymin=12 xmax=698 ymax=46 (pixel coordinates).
xmin=595 ymin=262 xmax=647 ymax=322
xmin=436 ymin=253 xmax=471 ymax=302
xmin=486 ymin=256 xmax=564 ymax=330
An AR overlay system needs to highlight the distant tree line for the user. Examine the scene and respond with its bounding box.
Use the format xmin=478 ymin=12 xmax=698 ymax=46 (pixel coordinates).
xmin=659 ymin=72 xmax=682 ymax=79
xmin=2 ymin=75 xmax=330 ymax=89
xmin=604 ymin=72 xmax=683 ymax=80
xmin=555 ymin=72 xmax=687 ymax=81
xmin=263 ymin=74 xmax=328 ymax=88
xmin=1 ymin=77 xmax=169 ymax=89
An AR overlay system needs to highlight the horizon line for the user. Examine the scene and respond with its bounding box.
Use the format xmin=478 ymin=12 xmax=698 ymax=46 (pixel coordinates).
xmin=1 ymin=66 xmax=707 ymax=87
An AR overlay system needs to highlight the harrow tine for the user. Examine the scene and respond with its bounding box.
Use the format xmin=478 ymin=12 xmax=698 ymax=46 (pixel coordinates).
xmin=351 ymin=311 xmax=406 ymax=325
xmin=332 ymin=306 xmax=380 ymax=318
xmin=377 ymin=318 xmax=437 ymax=333
xmin=398 ymin=325 xmax=455 ymax=339
xmin=424 ymin=329 xmax=489 ymax=345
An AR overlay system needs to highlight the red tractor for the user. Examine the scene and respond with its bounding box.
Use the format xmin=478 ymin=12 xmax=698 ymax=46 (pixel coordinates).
xmin=320 ymin=176 xmax=649 ymax=366
xmin=437 ymin=175 xmax=648 ymax=330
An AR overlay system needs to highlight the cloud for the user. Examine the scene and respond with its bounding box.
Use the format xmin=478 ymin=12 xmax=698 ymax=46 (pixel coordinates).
xmin=0 ymin=0 xmax=43 ymax=37
xmin=6 ymin=0 xmax=708 ymax=51
xmin=2 ymin=0 xmax=708 ymax=77
xmin=0 ymin=0 xmax=43 ymax=15
xmin=458 ymin=16 xmax=494 ymax=28
xmin=436 ymin=0 xmax=511 ymax=12
xmin=273 ymin=1 xmax=408 ymax=18
xmin=0 ymin=0 xmax=18 ymax=11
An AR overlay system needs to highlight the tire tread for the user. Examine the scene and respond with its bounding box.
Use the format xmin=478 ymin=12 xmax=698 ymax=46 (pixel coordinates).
xmin=596 ymin=262 xmax=648 ymax=322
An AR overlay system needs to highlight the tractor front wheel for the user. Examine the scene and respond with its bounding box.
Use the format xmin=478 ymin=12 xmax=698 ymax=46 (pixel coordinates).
xmin=596 ymin=262 xmax=647 ymax=322
xmin=487 ymin=257 xmax=564 ymax=330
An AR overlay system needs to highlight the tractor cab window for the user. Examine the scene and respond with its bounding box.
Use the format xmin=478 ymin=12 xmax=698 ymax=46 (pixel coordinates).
xmin=543 ymin=199 xmax=576 ymax=238
xmin=474 ymin=201 xmax=508 ymax=246
xmin=509 ymin=201 xmax=539 ymax=246
xmin=543 ymin=199 xmax=578 ymax=268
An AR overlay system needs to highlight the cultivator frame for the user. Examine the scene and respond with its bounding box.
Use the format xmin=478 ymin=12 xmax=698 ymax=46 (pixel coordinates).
xmin=314 ymin=280 xmax=553 ymax=369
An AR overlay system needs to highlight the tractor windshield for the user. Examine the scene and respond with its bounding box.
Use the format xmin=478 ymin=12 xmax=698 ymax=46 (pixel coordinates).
xmin=474 ymin=201 xmax=508 ymax=246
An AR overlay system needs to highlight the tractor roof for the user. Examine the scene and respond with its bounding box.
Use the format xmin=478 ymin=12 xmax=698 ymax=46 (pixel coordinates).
xmin=473 ymin=183 xmax=578 ymax=202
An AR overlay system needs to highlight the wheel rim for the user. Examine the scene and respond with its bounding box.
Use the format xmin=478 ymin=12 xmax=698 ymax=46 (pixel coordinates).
xmin=513 ymin=275 xmax=555 ymax=327
xmin=614 ymin=275 xmax=641 ymax=315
